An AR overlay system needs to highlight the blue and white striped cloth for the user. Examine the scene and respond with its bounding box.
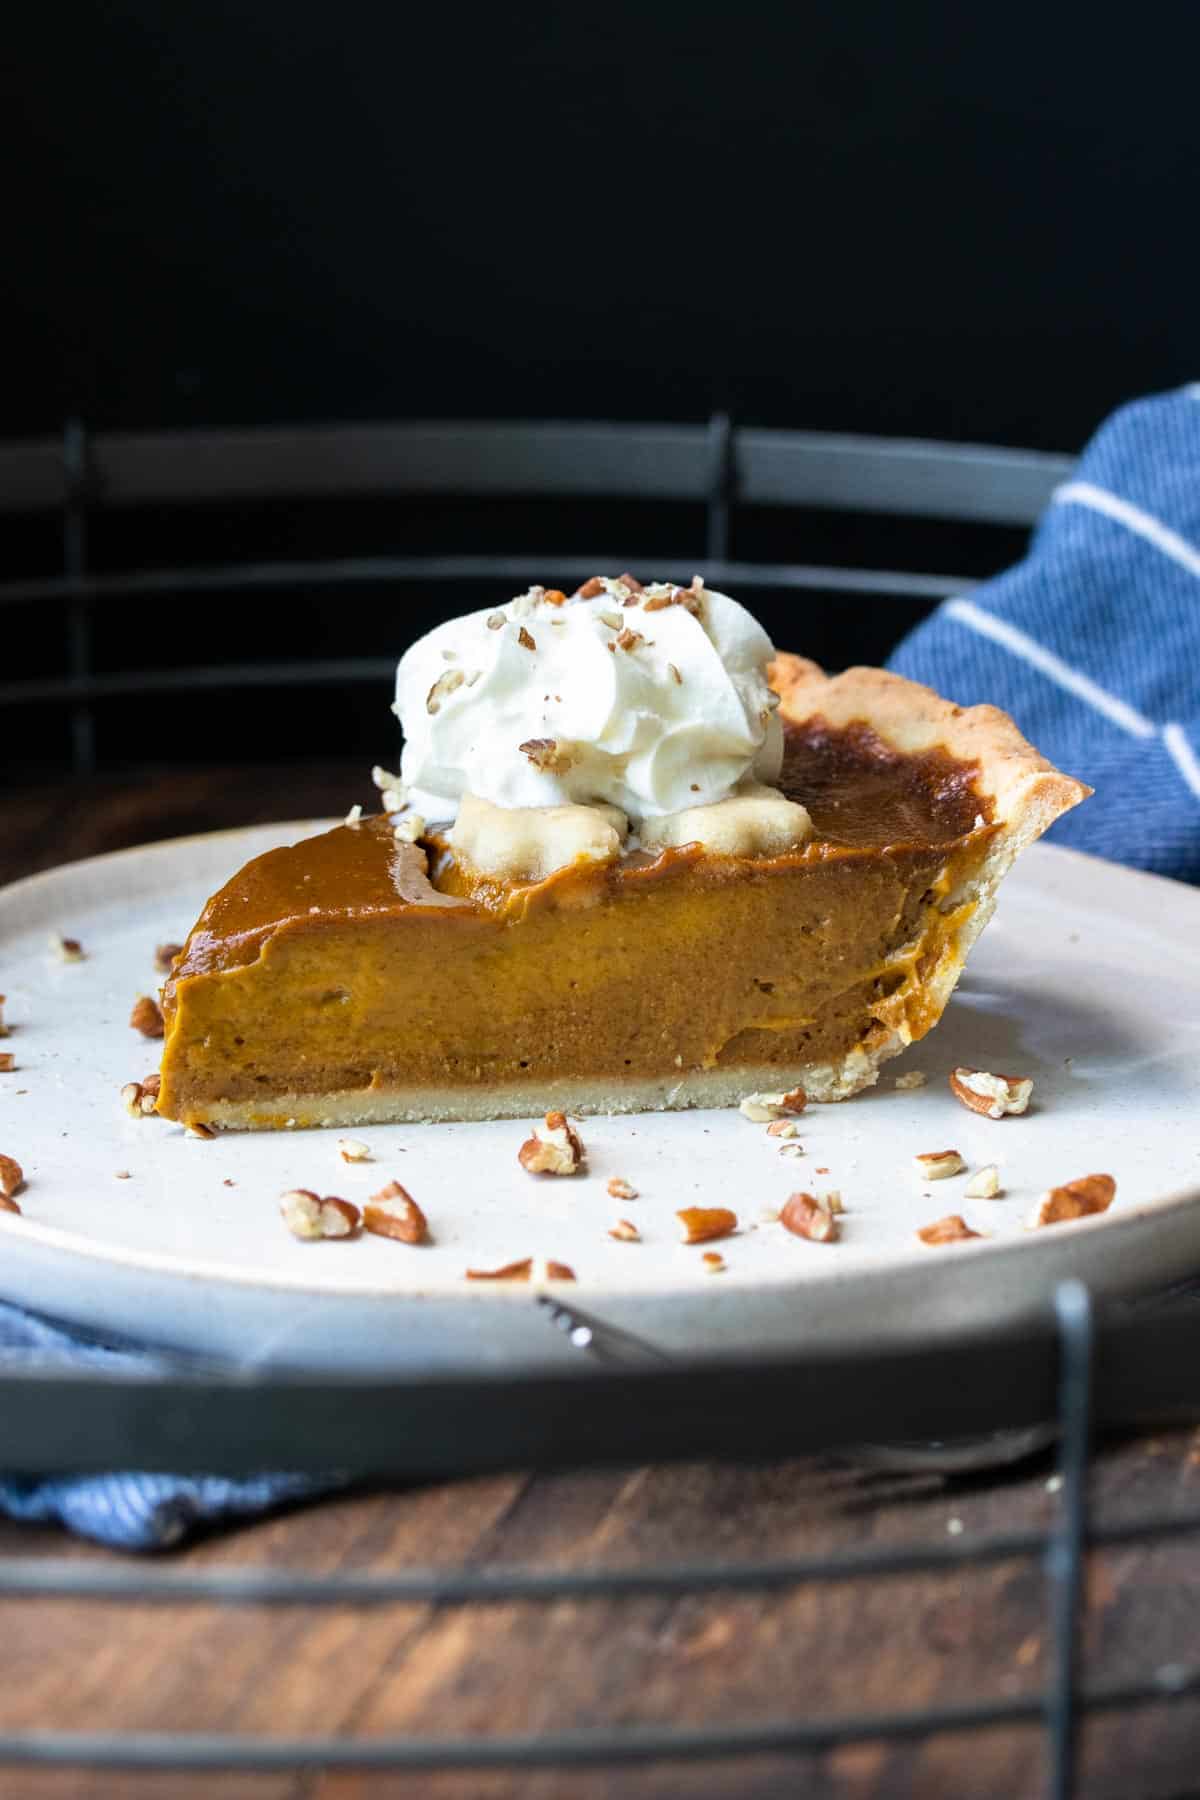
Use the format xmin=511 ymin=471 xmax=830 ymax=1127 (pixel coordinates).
xmin=889 ymin=386 xmax=1200 ymax=884
xmin=5 ymin=388 xmax=1199 ymax=1551
xmin=0 ymin=1301 xmax=329 ymax=1549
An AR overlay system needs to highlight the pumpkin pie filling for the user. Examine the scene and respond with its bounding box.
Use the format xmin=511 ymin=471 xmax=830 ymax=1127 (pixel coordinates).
xmin=156 ymin=644 xmax=1086 ymax=1131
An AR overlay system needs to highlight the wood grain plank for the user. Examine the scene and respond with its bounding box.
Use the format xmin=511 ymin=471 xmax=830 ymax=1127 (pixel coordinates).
xmin=2 ymin=1439 xmax=1200 ymax=1799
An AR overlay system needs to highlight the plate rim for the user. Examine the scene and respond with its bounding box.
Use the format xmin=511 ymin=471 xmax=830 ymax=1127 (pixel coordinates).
xmin=0 ymin=1173 xmax=1197 ymax=1309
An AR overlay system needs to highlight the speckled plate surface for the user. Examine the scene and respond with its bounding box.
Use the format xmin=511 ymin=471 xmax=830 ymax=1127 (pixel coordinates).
xmin=0 ymin=824 xmax=1198 ymax=1373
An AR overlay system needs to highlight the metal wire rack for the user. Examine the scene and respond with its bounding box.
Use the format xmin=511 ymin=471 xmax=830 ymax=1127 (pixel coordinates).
xmin=0 ymin=412 xmax=1072 ymax=769
xmin=3 ymin=414 xmax=1200 ymax=1797
xmin=4 ymin=1283 xmax=1200 ymax=1794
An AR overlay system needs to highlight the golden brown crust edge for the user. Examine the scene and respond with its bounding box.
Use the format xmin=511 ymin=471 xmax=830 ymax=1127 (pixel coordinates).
xmin=770 ymin=653 xmax=1092 ymax=852
xmin=760 ymin=652 xmax=1093 ymax=1103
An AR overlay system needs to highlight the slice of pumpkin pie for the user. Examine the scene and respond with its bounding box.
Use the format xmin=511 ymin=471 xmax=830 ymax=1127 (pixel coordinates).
xmin=155 ymin=577 xmax=1088 ymax=1130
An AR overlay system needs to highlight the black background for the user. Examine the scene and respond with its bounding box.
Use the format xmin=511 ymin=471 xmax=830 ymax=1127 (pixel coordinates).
xmin=5 ymin=3 xmax=1199 ymax=773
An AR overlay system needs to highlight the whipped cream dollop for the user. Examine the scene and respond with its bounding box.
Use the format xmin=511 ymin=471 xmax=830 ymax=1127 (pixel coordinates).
xmin=394 ymin=577 xmax=782 ymax=823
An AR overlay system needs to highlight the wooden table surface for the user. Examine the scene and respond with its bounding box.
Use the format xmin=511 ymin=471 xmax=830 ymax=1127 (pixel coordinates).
xmin=3 ymin=766 xmax=1200 ymax=1800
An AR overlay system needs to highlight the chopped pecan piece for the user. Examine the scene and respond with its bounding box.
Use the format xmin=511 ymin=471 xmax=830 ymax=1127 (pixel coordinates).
xmin=615 ymin=627 xmax=644 ymax=653
xmin=185 ymin=1122 xmax=217 ymax=1140
xmin=50 ymin=933 xmax=85 ymax=962
xmin=676 ymin=1205 xmax=737 ymax=1244
xmin=279 ymin=1189 xmax=321 ymax=1239
xmin=0 ymin=1155 xmax=24 ymax=1201
xmin=607 ymin=1176 xmax=638 ymax=1200
xmin=121 ymin=1076 xmax=161 ymax=1118
xmin=739 ymin=1094 xmax=782 ymax=1122
xmin=338 ymin=1138 xmax=372 ymax=1163
xmin=0 ymin=1053 xmax=14 ymax=1074
xmin=643 ymin=576 xmax=704 ymax=615
xmin=518 ymin=1112 xmax=586 ymax=1176
xmin=949 ymin=1067 xmax=1033 ymax=1119
xmin=279 ymin=1189 xmax=361 ymax=1241
xmin=913 ymin=1149 xmax=966 ymax=1181
xmin=965 ymin=1164 xmax=1003 ymax=1199
xmin=618 ymin=572 xmax=644 ymax=595
xmin=609 ymin=1219 xmax=641 ymax=1242
xmin=576 ymin=576 xmax=605 ymax=598
xmin=766 ymin=1119 xmax=798 ymax=1138
xmin=129 ymin=994 xmax=165 ymax=1039
xmin=667 ymin=662 xmax=683 ymax=684
xmin=467 ymin=1257 xmax=532 ymax=1281
xmin=543 ymin=588 xmax=567 ymax=606
xmin=1028 ymin=1174 xmax=1116 ymax=1229
xmin=535 ymin=1256 xmax=578 ymax=1283
xmin=701 ymin=1251 xmax=726 ymax=1273
xmin=486 ymin=610 xmax=507 ymax=629
xmin=917 ymin=1214 xmax=983 ymax=1246
xmin=781 ymin=1192 xmax=839 ymax=1242
xmin=154 ymin=943 xmax=183 ymax=974
xmin=517 ymin=626 xmax=537 ymax=652
xmin=0 ymin=994 xmax=8 ymax=1037
xmin=739 ymin=1086 xmax=806 ymax=1123
xmin=317 ymin=1197 xmax=361 ymax=1238
xmin=364 ymin=1180 xmax=430 ymax=1245
xmin=518 ymin=737 xmax=575 ymax=774
xmin=426 ymin=668 xmax=466 ymax=714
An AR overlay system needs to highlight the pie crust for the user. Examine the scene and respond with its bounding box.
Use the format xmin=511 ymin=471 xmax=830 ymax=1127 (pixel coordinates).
xmin=155 ymin=655 xmax=1090 ymax=1129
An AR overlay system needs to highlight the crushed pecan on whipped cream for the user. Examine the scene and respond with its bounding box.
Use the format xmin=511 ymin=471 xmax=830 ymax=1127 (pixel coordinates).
xmin=392 ymin=576 xmax=812 ymax=878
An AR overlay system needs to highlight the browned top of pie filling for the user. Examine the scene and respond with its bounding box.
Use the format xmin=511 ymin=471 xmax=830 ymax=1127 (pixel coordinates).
xmin=777 ymin=718 xmax=988 ymax=847
xmin=168 ymin=718 xmax=993 ymax=986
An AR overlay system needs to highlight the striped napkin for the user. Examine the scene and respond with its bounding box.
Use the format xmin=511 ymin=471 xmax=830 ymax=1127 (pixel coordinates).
xmin=889 ymin=385 xmax=1200 ymax=884
xmin=0 ymin=1300 xmax=327 ymax=1549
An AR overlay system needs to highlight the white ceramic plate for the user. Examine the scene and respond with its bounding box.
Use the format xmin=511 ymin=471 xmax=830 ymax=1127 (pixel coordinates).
xmin=0 ymin=825 xmax=1198 ymax=1374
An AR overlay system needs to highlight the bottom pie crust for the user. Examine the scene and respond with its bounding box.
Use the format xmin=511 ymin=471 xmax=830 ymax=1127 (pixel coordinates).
xmin=191 ymin=1053 xmax=888 ymax=1132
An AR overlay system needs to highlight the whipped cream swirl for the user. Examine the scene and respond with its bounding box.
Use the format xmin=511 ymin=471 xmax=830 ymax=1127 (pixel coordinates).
xmin=395 ymin=577 xmax=782 ymax=823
